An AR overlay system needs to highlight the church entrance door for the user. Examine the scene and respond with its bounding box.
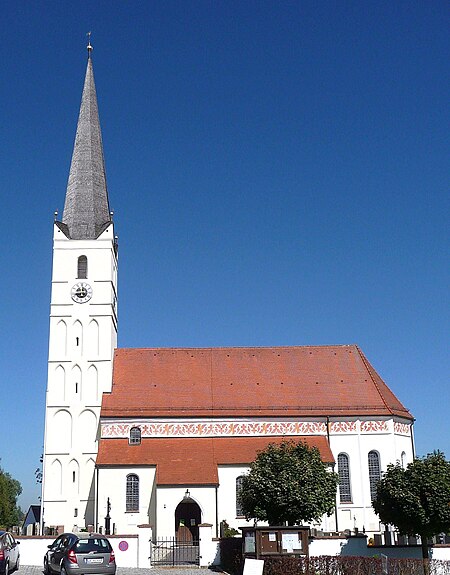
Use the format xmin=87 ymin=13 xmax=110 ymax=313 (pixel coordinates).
xmin=150 ymin=498 xmax=202 ymax=566
xmin=175 ymin=499 xmax=201 ymax=543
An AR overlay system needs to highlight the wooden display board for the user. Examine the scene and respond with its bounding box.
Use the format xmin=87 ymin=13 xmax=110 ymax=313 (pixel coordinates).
xmin=241 ymin=526 xmax=310 ymax=560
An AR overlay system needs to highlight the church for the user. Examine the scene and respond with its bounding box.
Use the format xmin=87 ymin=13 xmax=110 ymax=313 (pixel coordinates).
xmin=41 ymin=47 xmax=415 ymax=541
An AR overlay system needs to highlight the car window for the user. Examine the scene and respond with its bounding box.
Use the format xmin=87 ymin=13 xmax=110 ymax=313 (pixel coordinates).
xmin=52 ymin=536 xmax=63 ymax=550
xmin=74 ymin=538 xmax=111 ymax=553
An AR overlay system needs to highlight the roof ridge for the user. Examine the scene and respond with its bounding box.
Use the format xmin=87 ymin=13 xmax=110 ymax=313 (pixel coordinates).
xmin=116 ymin=344 xmax=358 ymax=352
xmin=355 ymin=345 xmax=394 ymax=416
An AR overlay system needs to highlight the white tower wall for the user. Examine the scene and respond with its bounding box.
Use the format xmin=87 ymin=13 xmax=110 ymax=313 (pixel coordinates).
xmin=42 ymin=223 xmax=117 ymax=531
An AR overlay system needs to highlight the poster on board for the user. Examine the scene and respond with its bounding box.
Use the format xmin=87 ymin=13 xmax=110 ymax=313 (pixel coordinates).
xmin=281 ymin=532 xmax=301 ymax=553
xmin=243 ymin=558 xmax=264 ymax=575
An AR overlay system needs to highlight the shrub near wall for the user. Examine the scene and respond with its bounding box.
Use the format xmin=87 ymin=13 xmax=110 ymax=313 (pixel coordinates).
xmin=218 ymin=544 xmax=450 ymax=575
xmin=262 ymin=556 xmax=450 ymax=575
xmin=263 ymin=556 xmax=382 ymax=575
xmin=219 ymin=537 xmax=243 ymax=575
xmin=387 ymin=560 xmax=450 ymax=575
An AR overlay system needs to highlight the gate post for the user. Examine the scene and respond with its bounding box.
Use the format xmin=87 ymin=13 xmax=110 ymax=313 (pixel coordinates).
xmin=137 ymin=523 xmax=153 ymax=568
xmin=199 ymin=523 xmax=215 ymax=567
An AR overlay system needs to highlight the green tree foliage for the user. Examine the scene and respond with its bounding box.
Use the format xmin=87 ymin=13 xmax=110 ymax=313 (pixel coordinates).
xmin=0 ymin=466 xmax=23 ymax=529
xmin=239 ymin=440 xmax=339 ymax=526
xmin=373 ymin=451 xmax=450 ymax=562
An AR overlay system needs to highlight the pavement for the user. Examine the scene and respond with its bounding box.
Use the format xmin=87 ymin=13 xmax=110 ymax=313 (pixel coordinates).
xmin=17 ymin=568 xmax=223 ymax=575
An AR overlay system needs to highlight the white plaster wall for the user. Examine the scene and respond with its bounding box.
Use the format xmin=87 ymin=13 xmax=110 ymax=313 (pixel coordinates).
xmin=198 ymin=525 xmax=220 ymax=567
xmin=103 ymin=419 xmax=411 ymax=539
xmin=16 ymin=534 xmax=450 ymax=567
xmin=97 ymin=467 xmax=156 ymax=534
xmin=217 ymin=465 xmax=253 ymax=532
xmin=16 ymin=536 xmax=139 ymax=567
xmin=217 ymin=465 xmax=338 ymax=534
xmin=329 ymin=419 xmax=414 ymax=534
xmin=394 ymin=433 xmax=415 ymax=466
xmin=309 ymin=537 xmax=348 ymax=556
xmin=108 ymin=536 xmax=139 ymax=567
xmin=42 ymin=224 xmax=117 ymax=532
xmin=15 ymin=537 xmax=55 ymax=566
xmin=156 ymin=486 xmax=217 ymax=539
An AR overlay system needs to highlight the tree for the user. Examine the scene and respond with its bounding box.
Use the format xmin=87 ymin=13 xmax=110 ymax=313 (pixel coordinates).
xmin=35 ymin=452 xmax=43 ymax=484
xmin=0 ymin=465 xmax=23 ymax=529
xmin=239 ymin=440 xmax=339 ymax=526
xmin=373 ymin=451 xmax=450 ymax=566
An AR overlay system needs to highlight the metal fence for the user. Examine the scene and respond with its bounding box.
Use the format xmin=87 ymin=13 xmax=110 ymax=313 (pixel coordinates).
xmin=151 ymin=537 xmax=200 ymax=566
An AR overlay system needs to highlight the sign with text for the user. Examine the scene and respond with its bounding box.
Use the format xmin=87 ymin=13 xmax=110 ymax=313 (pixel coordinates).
xmin=281 ymin=532 xmax=302 ymax=553
xmin=243 ymin=558 xmax=264 ymax=575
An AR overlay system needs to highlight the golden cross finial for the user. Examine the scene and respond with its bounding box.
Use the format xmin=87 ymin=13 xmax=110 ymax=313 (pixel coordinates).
xmin=87 ymin=31 xmax=93 ymax=58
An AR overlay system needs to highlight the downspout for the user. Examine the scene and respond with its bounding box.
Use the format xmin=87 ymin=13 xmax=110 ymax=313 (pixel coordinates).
xmin=215 ymin=485 xmax=219 ymax=538
xmin=357 ymin=419 xmax=367 ymax=531
xmin=327 ymin=416 xmax=339 ymax=533
xmin=410 ymin=420 xmax=416 ymax=458
xmin=94 ymin=467 xmax=99 ymax=531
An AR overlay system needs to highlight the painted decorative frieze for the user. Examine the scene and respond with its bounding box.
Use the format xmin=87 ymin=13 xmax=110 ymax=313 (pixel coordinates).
xmin=360 ymin=420 xmax=389 ymax=433
xmin=101 ymin=420 xmax=327 ymax=439
xmin=393 ymin=421 xmax=411 ymax=436
xmin=101 ymin=417 xmax=399 ymax=439
xmin=329 ymin=421 xmax=357 ymax=433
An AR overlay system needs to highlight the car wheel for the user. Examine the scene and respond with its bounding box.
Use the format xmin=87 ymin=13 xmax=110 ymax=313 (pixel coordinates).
xmin=61 ymin=565 xmax=67 ymax=575
xmin=14 ymin=556 xmax=19 ymax=573
xmin=44 ymin=557 xmax=50 ymax=575
xmin=4 ymin=561 xmax=9 ymax=575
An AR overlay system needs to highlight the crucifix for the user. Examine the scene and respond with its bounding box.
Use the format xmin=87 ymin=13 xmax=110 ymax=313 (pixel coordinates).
xmin=87 ymin=31 xmax=93 ymax=58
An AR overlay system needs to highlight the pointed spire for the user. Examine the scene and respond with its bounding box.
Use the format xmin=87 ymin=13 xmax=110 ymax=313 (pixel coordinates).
xmin=62 ymin=42 xmax=111 ymax=239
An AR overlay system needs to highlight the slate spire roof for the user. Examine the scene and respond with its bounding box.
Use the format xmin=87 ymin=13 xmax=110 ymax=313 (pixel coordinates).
xmin=61 ymin=50 xmax=111 ymax=239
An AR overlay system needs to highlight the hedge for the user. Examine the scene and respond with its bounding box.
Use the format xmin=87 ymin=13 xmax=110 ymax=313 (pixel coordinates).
xmin=218 ymin=548 xmax=450 ymax=575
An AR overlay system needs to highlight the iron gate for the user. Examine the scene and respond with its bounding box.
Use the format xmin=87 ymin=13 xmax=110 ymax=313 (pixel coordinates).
xmin=151 ymin=537 xmax=200 ymax=566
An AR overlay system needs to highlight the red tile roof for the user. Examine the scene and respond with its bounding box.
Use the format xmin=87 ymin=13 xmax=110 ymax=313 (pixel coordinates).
xmin=101 ymin=345 xmax=412 ymax=419
xmin=96 ymin=436 xmax=334 ymax=485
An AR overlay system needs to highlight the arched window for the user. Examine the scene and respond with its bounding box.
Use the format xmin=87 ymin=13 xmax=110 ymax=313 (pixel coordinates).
xmin=129 ymin=427 xmax=141 ymax=445
xmin=401 ymin=451 xmax=406 ymax=469
xmin=368 ymin=451 xmax=381 ymax=502
xmin=337 ymin=453 xmax=352 ymax=503
xmin=126 ymin=474 xmax=139 ymax=512
xmin=77 ymin=256 xmax=88 ymax=279
xmin=235 ymin=475 xmax=244 ymax=517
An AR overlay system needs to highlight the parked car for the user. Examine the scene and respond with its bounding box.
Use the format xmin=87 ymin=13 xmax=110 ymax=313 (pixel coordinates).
xmin=44 ymin=533 xmax=116 ymax=575
xmin=0 ymin=531 xmax=20 ymax=575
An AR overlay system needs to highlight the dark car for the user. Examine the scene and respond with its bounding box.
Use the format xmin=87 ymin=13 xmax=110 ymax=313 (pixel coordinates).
xmin=0 ymin=531 xmax=20 ymax=575
xmin=44 ymin=533 xmax=116 ymax=575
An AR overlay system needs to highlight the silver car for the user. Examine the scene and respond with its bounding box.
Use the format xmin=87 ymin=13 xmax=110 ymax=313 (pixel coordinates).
xmin=44 ymin=533 xmax=116 ymax=575
xmin=0 ymin=531 xmax=20 ymax=575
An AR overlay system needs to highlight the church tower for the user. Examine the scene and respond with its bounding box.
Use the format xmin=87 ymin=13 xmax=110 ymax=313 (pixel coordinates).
xmin=41 ymin=44 xmax=117 ymax=532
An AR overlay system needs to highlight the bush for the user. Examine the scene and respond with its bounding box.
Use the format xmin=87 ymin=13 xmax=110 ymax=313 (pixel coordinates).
xmin=219 ymin=536 xmax=243 ymax=575
xmin=220 ymin=555 xmax=450 ymax=575
xmin=389 ymin=559 xmax=450 ymax=575
xmin=263 ymin=556 xmax=383 ymax=575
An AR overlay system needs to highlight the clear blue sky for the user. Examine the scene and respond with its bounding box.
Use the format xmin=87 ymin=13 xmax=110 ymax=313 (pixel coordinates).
xmin=0 ymin=1 xmax=448 ymax=511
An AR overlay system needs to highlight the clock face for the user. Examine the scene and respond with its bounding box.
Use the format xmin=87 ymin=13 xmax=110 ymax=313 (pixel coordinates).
xmin=71 ymin=282 xmax=93 ymax=303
